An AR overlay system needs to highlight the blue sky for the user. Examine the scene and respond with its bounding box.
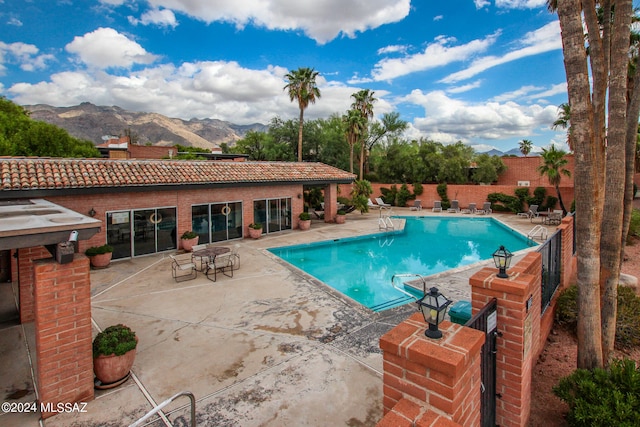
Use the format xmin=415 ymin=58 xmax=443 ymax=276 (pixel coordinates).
xmin=0 ymin=0 xmax=571 ymax=152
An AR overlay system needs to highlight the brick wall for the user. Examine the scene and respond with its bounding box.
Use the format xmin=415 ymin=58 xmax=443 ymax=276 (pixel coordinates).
xmin=33 ymin=255 xmax=94 ymax=419
xmin=17 ymin=246 xmax=51 ymax=322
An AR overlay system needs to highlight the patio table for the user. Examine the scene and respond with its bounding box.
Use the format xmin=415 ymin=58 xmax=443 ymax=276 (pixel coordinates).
xmin=192 ymin=246 xmax=231 ymax=281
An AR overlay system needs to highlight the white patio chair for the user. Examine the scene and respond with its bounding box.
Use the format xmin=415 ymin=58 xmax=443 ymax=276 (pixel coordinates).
xmin=170 ymin=254 xmax=197 ymax=282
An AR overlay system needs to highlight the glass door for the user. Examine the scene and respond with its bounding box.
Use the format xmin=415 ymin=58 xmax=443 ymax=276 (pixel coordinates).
xmin=106 ymin=211 xmax=132 ymax=260
xmin=133 ymin=209 xmax=156 ymax=256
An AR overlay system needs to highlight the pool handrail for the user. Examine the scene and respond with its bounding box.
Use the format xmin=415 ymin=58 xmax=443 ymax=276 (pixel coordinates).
xmin=391 ymin=273 xmax=428 ymax=301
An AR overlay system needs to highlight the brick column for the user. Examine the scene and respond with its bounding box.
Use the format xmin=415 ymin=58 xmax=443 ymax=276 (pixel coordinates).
xmin=378 ymin=313 xmax=485 ymax=426
xmin=33 ymin=255 xmax=94 ymax=419
xmin=469 ymin=251 xmax=542 ymax=427
xmin=324 ymin=183 xmax=338 ymax=223
xmin=17 ymin=246 xmax=51 ymax=323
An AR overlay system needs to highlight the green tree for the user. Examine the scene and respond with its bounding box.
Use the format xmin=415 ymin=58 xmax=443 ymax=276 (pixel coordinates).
xmin=519 ymin=139 xmax=533 ymax=157
xmin=350 ymin=89 xmax=376 ymax=179
xmin=235 ymin=130 xmax=270 ymax=160
xmin=284 ymin=67 xmax=321 ymax=162
xmin=472 ymin=153 xmax=506 ymax=184
xmin=343 ymin=109 xmax=366 ymax=174
xmin=350 ymin=179 xmax=373 ymax=214
xmin=551 ymin=103 xmax=573 ymax=150
xmin=537 ymin=145 xmax=571 ymax=214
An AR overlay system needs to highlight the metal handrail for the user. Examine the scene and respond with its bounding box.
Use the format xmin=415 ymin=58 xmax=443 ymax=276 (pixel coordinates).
xmin=391 ymin=273 xmax=427 ymax=300
xmin=129 ymin=391 xmax=196 ymax=427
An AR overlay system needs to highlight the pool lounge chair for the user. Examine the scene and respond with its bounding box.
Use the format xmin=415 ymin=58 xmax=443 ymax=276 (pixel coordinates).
xmin=476 ymin=202 xmax=492 ymax=215
xmin=375 ymin=197 xmax=391 ymax=208
xmin=462 ymin=203 xmax=476 ymax=214
xmin=518 ymin=204 xmax=538 ymax=218
xmin=170 ymin=253 xmax=197 ymax=282
xmin=447 ymin=200 xmax=460 ymax=213
xmin=367 ymin=199 xmax=380 ymax=210
xmin=432 ymin=201 xmax=442 ymax=212
xmin=410 ymin=200 xmax=422 ymax=211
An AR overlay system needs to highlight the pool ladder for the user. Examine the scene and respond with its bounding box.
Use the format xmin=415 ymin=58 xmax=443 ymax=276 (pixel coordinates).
xmin=527 ymin=225 xmax=548 ymax=241
xmin=390 ymin=273 xmax=428 ymax=300
xmin=129 ymin=391 xmax=196 ymax=427
xmin=379 ymin=210 xmax=395 ymax=230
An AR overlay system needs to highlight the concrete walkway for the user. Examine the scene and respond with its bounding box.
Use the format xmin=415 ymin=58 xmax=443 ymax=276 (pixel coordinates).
xmin=1 ymin=208 xmax=554 ymax=426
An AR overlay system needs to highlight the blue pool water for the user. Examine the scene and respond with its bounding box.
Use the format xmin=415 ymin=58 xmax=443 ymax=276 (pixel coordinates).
xmin=269 ymin=216 xmax=535 ymax=312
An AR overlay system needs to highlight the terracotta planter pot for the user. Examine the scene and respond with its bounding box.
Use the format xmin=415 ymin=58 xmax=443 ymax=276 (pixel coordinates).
xmin=90 ymin=252 xmax=112 ymax=269
xmin=299 ymin=219 xmax=311 ymax=231
xmin=181 ymin=236 xmax=199 ymax=251
xmin=335 ymin=215 xmax=346 ymax=224
xmin=93 ymin=348 xmax=136 ymax=384
xmin=248 ymin=227 xmax=263 ymax=239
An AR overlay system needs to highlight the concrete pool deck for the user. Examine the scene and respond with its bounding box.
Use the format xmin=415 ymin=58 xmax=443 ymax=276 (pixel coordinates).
xmin=1 ymin=209 xmax=556 ymax=426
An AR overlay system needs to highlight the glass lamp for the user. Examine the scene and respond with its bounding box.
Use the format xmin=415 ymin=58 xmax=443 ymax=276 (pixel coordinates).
xmin=492 ymin=245 xmax=513 ymax=278
xmin=417 ymin=287 xmax=452 ymax=339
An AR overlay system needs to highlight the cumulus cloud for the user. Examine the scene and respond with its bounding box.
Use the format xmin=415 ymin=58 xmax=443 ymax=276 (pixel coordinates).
xmin=65 ymin=27 xmax=159 ymax=69
xmin=495 ymin=0 xmax=548 ymax=9
xmin=440 ymin=21 xmax=560 ymax=83
xmin=354 ymin=32 xmax=500 ymax=83
xmin=474 ymin=0 xmax=491 ymax=9
xmin=377 ymin=45 xmax=409 ymax=55
xmin=129 ymin=8 xmax=178 ymax=28
xmin=146 ymin=0 xmax=410 ymax=44
xmin=7 ymin=17 xmax=23 ymax=26
xmin=398 ymin=89 xmax=558 ymax=141
xmin=0 ymin=41 xmax=55 ymax=74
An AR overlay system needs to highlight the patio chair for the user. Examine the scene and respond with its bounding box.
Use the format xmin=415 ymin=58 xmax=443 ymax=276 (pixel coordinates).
xmin=462 ymin=203 xmax=477 ymax=214
xmin=410 ymin=200 xmax=422 ymax=211
xmin=191 ymin=243 xmax=209 ymax=271
xmin=518 ymin=204 xmax=538 ymax=218
xmin=375 ymin=197 xmax=391 ymax=208
xmin=546 ymin=210 xmax=563 ymax=225
xmin=170 ymin=253 xmax=197 ymax=282
xmin=447 ymin=200 xmax=460 ymax=213
xmin=432 ymin=200 xmax=442 ymax=212
xmin=204 ymin=253 xmax=234 ymax=282
xmin=367 ymin=199 xmax=380 ymax=210
xmin=477 ymin=202 xmax=492 ymax=215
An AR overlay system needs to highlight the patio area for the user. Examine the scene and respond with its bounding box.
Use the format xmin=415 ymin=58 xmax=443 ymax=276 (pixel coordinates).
xmin=0 ymin=208 xmax=555 ymax=426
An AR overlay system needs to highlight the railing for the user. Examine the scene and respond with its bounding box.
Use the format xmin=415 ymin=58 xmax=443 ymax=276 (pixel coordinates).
xmin=537 ymin=229 xmax=562 ymax=314
xmin=129 ymin=391 xmax=196 ymax=427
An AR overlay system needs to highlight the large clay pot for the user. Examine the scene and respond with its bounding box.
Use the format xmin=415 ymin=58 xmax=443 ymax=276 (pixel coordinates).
xmin=248 ymin=227 xmax=262 ymax=239
xmin=335 ymin=214 xmax=346 ymax=224
xmin=181 ymin=236 xmax=199 ymax=252
xmin=299 ymin=219 xmax=311 ymax=231
xmin=93 ymin=348 xmax=136 ymax=384
xmin=90 ymin=252 xmax=112 ymax=269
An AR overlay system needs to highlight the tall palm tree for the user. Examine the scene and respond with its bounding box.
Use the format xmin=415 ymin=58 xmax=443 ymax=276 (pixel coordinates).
xmin=343 ymin=109 xmax=366 ymax=174
xmin=350 ymin=89 xmax=376 ymax=179
xmin=284 ymin=67 xmax=321 ymax=162
xmin=518 ymin=139 xmax=533 ymax=157
xmin=551 ymin=103 xmax=573 ymax=150
xmin=537 ymin=145 xmax=572 ymax=214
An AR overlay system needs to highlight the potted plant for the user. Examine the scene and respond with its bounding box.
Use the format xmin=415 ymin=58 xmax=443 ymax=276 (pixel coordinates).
xmin=93 ymin=324 xmax=137 ymax=385
xmin=248 ymin=223 xmax=263 ymax=239
xmin=335 ymin=209 xmax=346 ymax=224
xmin=299 ymin=212 xmax=311 ymax=231
xmin=85 ymin=244 xmax=114 ymax=269
xmin=180 ymin=230 xmax=199 ymax=251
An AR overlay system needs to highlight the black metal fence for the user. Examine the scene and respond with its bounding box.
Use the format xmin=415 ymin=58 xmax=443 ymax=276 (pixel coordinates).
xmin=538 ymin=229 xmax=562 ymax=313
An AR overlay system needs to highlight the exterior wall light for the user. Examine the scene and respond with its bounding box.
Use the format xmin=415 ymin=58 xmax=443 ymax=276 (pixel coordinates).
xmin=88 ymin=207 xmax=96 ymax=217
xmin=417 ymin=286 xmax=452 ymax=339
xmin=493 ymin=245 xmax=513 ymax=278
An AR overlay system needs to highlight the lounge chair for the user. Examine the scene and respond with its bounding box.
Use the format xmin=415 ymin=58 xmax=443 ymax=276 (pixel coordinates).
xmin=375 ymin=197 xmax=391 ymax=208
xmin=410 ymin=200 xmax=422 ymax=211
xmin=191 ymin=243 xmax=209 ymax=271
xmin=545 ymin=210 xmax=563 ymax=225
xmin=432 ymin=201 xmax=442 ymax=212
xmin=447 ymin=200 xmax=460 ymax=213
xmin=170 ymin=253 xmax=197 ymax=282
xmin=518 ymin=204 xmax=538 ymax=218
xmin=367 ymin=199 xmax=380 ymax=210
xmin=204 ymin=253 xmax=234 ymax=282
xmin=476 ymin=202 xmax=492 ymax=215
xmin=462 ymin=203 xmax=477 ymax=214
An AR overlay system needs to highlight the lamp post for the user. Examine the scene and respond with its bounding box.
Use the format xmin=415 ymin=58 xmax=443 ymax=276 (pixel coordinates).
xmin=417 ymin=287 xmax=452 ymax=339
xmin=492 ymin=245 xmax=513 ymax=278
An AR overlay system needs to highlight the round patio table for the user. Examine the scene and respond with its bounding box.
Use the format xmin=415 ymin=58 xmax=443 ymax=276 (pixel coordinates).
xmin=192 ymin=246 xmax=231 ymax=281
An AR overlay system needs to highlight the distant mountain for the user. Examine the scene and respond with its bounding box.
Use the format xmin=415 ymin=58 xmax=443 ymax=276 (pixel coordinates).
xmin=482 ymin=149 xmax=505 ymax=156
xmin=480 ymin=147 xmax=541 ymax=157
xmin=24 ymin=102 xmax=268 ymax=150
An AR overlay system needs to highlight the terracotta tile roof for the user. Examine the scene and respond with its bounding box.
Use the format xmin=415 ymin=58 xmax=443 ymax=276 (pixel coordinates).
xmin=0 ymin=157 xmax=355 ymax=191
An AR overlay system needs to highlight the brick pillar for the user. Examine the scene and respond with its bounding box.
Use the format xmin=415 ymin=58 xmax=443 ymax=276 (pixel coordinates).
xmin=378 ymin=313 xmax=485 ymax=426
xmin=17 ymin=247 xmax=51 ymax=323
xmin=558 ymin=215 xmax=575 ymax=288
xmin=324 ymin=183 xmax=338 ymax=223
xmin=33 ymin=255 xmax=94 ymax=419
xmin=469 ymin=252 xmax=542 ymax=427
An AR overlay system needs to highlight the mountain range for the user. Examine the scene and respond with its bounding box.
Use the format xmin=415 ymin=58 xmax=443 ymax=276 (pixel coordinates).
xmin=25 ymin=102 xmax=267 ymax=150
xmin=24 ymin=102 xmax=531 ymax=156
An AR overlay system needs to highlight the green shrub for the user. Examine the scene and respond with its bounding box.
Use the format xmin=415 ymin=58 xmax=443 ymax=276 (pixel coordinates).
xmin=180 ymin=230 xmax=197 ymax=239
xmin=514 ymin=187 xmax=530 ymax=203
xmin=553 ymin=358 xmax=640 ymax=426
xmin=380 ymin=185 xmax=397 ymax=206
xmin=85 ymin=244 xmax=114 ymax=256
xmin=299 ymin=212 xmax=311 ymax=221
xmin=93 ymin=324 xmax=137 ymax=357
xmin=487 ymin=192 xmax=522 ymax=213
xmin=556 ymin=284 xmax=640 ymax=349
xmin=531 ymin=186 xmax=547 ymax=206
xmin=628 ymin=209 xmax=640 ymax=240
xmin=542 ymin=195 xmax=558 ymax=211
xmin=397 ymin=183 xmax=413 ymax=207
xmin=437 ymin=182 xmax=450 ymax=210
xmin=412 ymin=182 xmax=424 ymax=197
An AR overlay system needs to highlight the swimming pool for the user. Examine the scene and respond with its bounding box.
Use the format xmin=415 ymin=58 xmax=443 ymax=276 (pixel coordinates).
xmin=269 ymin=216 xmax=535 ymax=312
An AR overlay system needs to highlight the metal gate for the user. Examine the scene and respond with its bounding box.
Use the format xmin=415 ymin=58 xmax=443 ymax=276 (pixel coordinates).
xmin=465 ymin=298 xmax=498 ymax=427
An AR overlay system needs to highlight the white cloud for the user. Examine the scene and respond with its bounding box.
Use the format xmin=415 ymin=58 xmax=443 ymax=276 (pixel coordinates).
xmin=433 ymin=15 xmax=443 ymax=21
xmin=447 ymin=80 xmax=483 ymax=94
xmin=474 ymin=0 xmax=491 ymax=9
xmin=147 ymin=0 xmax=411 ymax=44
xmin=495 ymin=0 xmax=548 ymax=9
xmin=65 ymin=27 xmax=159 ymax=69
xmin=7 ymin=17 xmax=23 ymax=26
xmin=440 ymin=21 xmax=561 ymax=83
xmin=0 ymin=41 xmax=55 ymax=74
xmin=377 ymin=44 xmax=408 ymax=55
xmin=399 ymin=89 xmax=558 ymax=141
xmin=129 ymin=8 xmax=178 ymax=28
xmin=355 ymin=32 xmax=500 ymax=83
xmin=99 ymin=0 xmax=128 ymax=5
xmin=490 ymin=85 xmax=543 ymax=102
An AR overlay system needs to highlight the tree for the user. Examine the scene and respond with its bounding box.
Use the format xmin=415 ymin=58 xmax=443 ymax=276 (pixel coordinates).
xmin=343 ymin=109 xmax=366 ymax=174
xmin=350 ymin=89 xmax=376 ymax=179
xmin=551 ymin=103 xmax=573 ymax=150
xmin=472 ymin=154 xmax=506 ymax=184
xmin=283 ymin=67 xmax=321 ymax=162
xmin=350 ymin=179 xmax=373 ymax=214
xmin=550 ymin=0 xmax=639 ymax=368
xmin=364 ymin=112 xmax=408 ymax=176
xmin=519 ymin=139 xmax=533 ymax=157
xmin=537 ymin=145 xmax=571 ymax=214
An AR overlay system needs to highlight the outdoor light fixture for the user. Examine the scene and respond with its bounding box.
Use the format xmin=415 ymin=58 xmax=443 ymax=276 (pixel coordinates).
xmin=88 ymin=207 xmax=96 ymax=217
xmin=493 ymin=245 xmax=513 ymax=278
xmin=417 ymin=286 xmax=452 ymax=339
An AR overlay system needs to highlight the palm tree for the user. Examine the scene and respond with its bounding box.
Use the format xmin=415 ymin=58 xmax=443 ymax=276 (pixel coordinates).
xmin=350 ymin=89 xmax=376 ymax=179
xmin=284 ymin=67 xmax=321 ymax=162
xmin=343 ymin=109 xmax=366 ymax=174
xmin=551 ymin=103 xmax=573 ymax=150
xmin=537 ymin=145 xmax=572 ymax=215
xmin=518 ymin=139 xmax=533 ymax=157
